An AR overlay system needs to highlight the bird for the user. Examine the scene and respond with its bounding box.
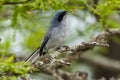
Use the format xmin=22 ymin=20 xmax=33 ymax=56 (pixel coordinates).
xmin=25 ymin=10 xmax=68 ymax=64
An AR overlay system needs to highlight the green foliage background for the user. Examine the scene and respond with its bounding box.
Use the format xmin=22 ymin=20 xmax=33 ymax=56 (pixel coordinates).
xmin=0 ymin=0 xmax=120 ymax=79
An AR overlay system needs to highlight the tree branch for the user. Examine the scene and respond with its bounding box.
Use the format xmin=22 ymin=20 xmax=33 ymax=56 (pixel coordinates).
xmin=18 ymin=29 xmax=120 ymax=79
xmin=32 ymin=29 xmax=120 ymax=69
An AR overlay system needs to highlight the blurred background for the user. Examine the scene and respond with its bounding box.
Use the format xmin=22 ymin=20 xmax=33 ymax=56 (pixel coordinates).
xmin=0 ymin=0 xmax=120 ymax=80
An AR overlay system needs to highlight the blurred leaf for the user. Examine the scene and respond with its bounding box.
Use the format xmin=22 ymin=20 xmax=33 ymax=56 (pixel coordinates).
xmin=0 ymin=36 xmax=11 ymax=55
xmin=0 ymin=56 xmax=31 ymax=79
xmin=11 ymin=5 xmax=19 ymax=28
xmin=5 ymin=55 xmax=14 ymax=62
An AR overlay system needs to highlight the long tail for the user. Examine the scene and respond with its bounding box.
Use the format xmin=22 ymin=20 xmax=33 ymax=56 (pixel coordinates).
xmin=24 ymin=47 xmax=40 ymax=64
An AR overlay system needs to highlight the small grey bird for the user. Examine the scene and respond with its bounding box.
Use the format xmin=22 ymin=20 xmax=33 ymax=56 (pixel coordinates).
xmin=25 ymin=10 xmax=68 ymax=63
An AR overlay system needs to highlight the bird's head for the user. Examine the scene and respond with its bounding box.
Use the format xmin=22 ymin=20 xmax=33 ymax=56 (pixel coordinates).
xmin=51 ymin=10 xmax=67 ymax=23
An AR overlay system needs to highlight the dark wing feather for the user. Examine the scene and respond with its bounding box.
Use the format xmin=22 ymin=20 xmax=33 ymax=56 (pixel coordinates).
xmin=39 ymin=35 xmax=50 ymax=56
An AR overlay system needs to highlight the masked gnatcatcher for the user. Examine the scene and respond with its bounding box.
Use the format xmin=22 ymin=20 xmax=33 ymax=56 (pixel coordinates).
xmin=25 ymin=10 xmax=68 ymax=63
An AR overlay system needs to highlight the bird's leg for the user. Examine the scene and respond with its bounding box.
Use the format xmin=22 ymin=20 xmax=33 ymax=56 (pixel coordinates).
xmin=56 ymin=47 xmax=62 ymax=52
xmin=56 ymin=45 xmax=70 ymax=52
xmin=62 ymin=45 xmax=70 ymax=51
xmin=42 ymin=52 xmax=46 ymax=56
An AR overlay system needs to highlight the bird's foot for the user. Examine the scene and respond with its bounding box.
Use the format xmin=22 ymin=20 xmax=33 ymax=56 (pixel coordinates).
xmin=62 ymin=45 xmax=70 ymax=51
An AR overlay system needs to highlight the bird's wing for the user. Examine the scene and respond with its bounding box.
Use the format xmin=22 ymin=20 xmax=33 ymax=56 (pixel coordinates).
xmin=39 ymin=29 xmax=54 ymax=55
xmin=24 ymin=29 xmax=54 ymax=64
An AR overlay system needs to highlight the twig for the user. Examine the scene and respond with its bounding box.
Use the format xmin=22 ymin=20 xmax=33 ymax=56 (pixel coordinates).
xmin=0 ymin=37 xmax=1 ymax=42
xmin=36 ymin=66 xmax=88 ymax=80
xmin=1 ymin=0 xmax=33 ymax=5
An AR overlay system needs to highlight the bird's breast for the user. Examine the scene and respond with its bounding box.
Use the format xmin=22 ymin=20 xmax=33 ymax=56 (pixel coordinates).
xmin=45 ymin=25 xmax=67 ymax=51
